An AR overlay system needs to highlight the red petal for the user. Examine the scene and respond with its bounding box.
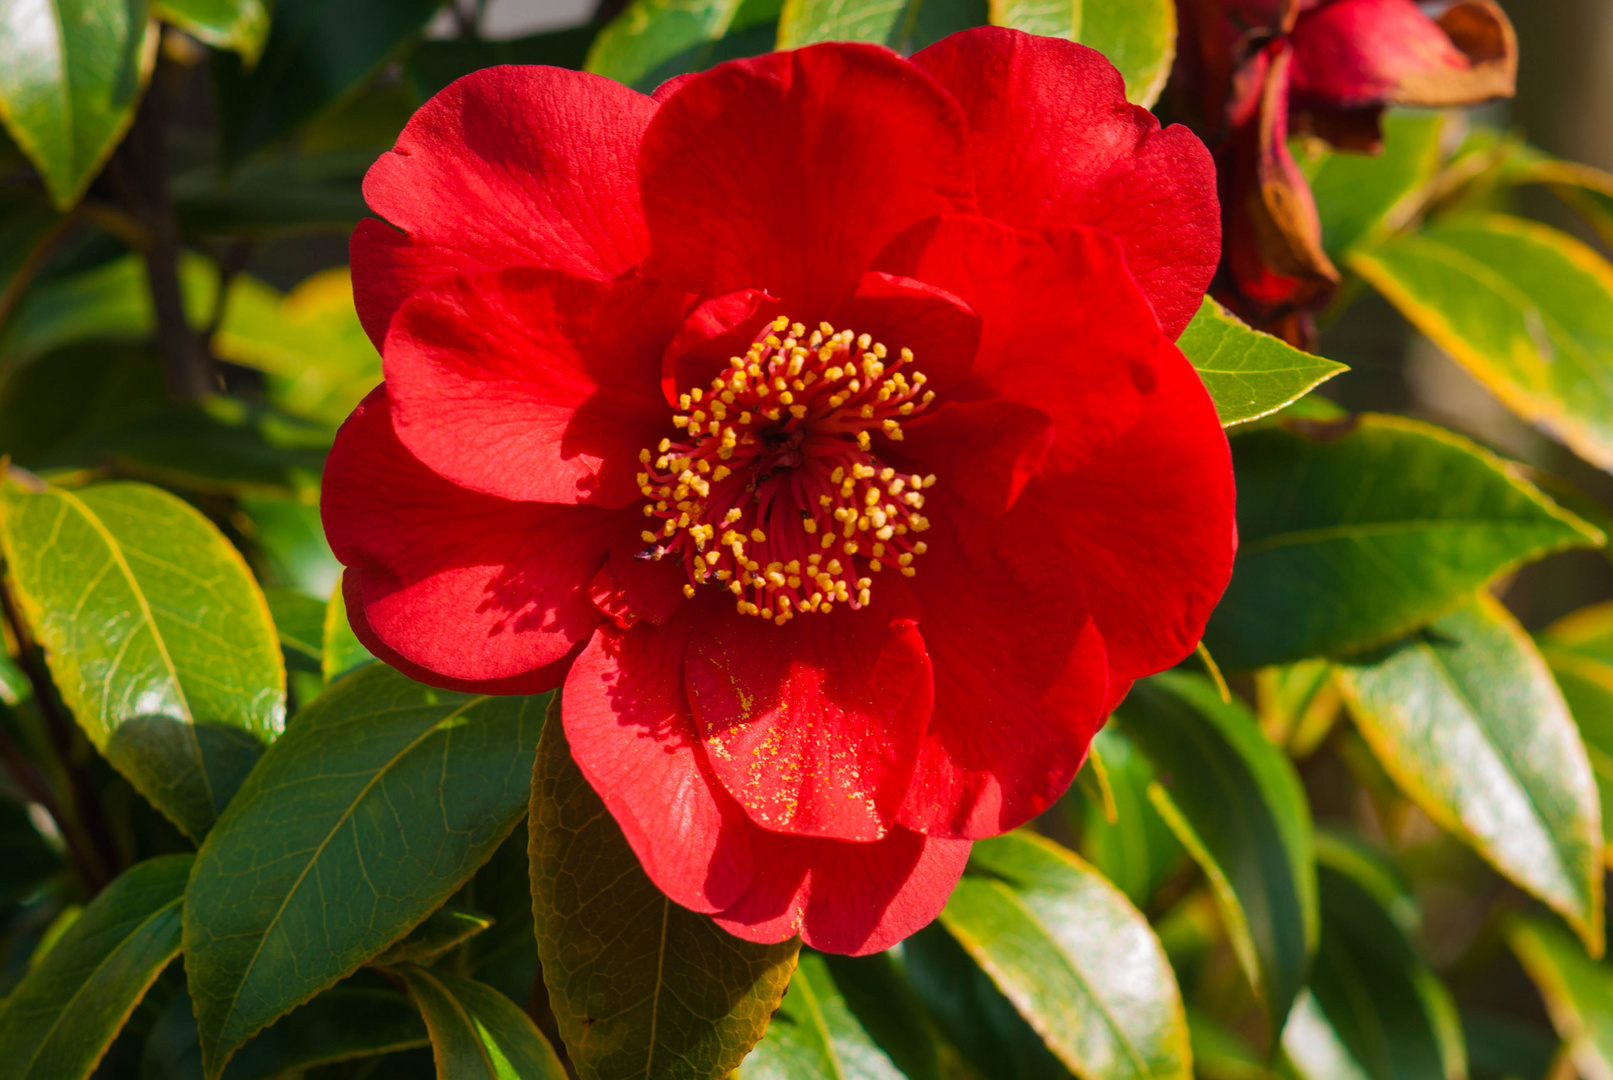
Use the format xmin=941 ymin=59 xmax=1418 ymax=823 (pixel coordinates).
xmin=638 ymin=42 xmax=976 ymax=318
xmin=383 ymin=269 xmax=685 ymax=507
xmin=874 ymin=215 xmax=1160 ymax=471
xmin=342 ymin=569 xmax=576 ymax=695
xmin=588 ymin=536 xmax=686 ymax=630
xmin=660 ymin=289 xmax=781 ymax=408
xmin=1023 ymin=341 xmax=1236 ymax=689
xmin=352 ymin=66 xmax=656 ymax=349
xmin=894 ymin=400 xmax=1053 ymax=518
xmin=827 ymin=272 xmax=982 ymax=396
xmin=322 ymin=387 xmax=618 ymax=684
xmin=712 ymin=826 xmax=971 ymax=956
xmin=911 ymin=27 xmax=1218 ymax=339
xmin=685 ymin=593 xmax=932 ymax=842
xmin=563 ymin=616 xmax=755 ymax=914
xmin=898 ymin=492 xmax=1111 ymax=838
xmin=1290 ymin=0 xmax=1515 ymax=109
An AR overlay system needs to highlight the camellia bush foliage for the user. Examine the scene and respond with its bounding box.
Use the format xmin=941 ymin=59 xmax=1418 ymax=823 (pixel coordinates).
xmin=4 ymin=0 xmax=1613 ymax=1079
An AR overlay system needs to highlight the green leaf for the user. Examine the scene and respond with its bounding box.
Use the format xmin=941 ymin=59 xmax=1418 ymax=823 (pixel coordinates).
xmin=1302 ymin=110 xmax=1447 ymax=260
xmin=212 ymin=268 xmax=381 ymax=427
xmin=237 ymin=494 xmax=339 ymax=601
xmin=1352 ymin=214 xmax=1613 ymax=472
xmin=1175 ymin=298 xmax=1347 ymax=427
xmin=1070 ymin=0 xmax=1175 ymax=108
xmin=530 ymin=709 xmax=799 ymax=1080
xmin=374 ymin=906 xmax=493 ymax=968
xmin=1070 ymin=727 xmax=1184 ymax=910
xmin=152 ymin=0 xmax=268 ymax=63
xmin=214 ymin=0 xmax=440 ymax=166
xmin=174 ymin=151 xmax=371 ymax=239
xmin=987 ymin=0 xmax=1174 ymax=107
xmin=0 ymin=854 xmax=190 ymax=1080
xmin=902 ymin=921 xmax=1070 ymax=1080
xmin=936 ymin=829 xmax=1191 ymax=1080
xmin=0 ymin=478 xmax=286 ymax=841
xmin=1113 ymin=672 xmax=1317 ymax=1031
xmin=1541 ymin=600 xmax=1613 ymax=864
xmin=1280 ymin=837 xmax=1465 ymax=1080
xmin=1508 ymin=915 xmax=1613 ymax=1080
xmin=1335 ymin=593 xmax=1605 ymax=955
xmin=1202 ymin=414 xmax=1601 ymax=671
xmin=262 ymin=587 xmax=325 ymax=674
xmin=589 ymin=0 xmax=749 ymax=87
xmin=322 ymin=574 xmax=375 ymax=684
xmin=142 ymin=971 xmax=432 ymax=1080
xmin=777 ymin=0 xmax=906 ymax=47
xmin=183 ymin=664 xmax=548 ymax=1079
xmin=0 ymin=252 xmax=215 ymax=369
xmin=409 ymin=27 xmax=598 ymax=102
xmin=0 ymin=0 xmax=156 ymax=208
xmin=396 ymin=965 xmax=567 ymax=1080
xmin=741 ymin=950 xmax=937 ymax=1080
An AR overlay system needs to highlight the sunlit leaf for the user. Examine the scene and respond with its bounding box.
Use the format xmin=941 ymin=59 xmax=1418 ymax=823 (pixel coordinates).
xmin=590 ymin=0 xmax=748 ymax=86
xmin=183 ymin=664 xmax=547 ymax=1079
xmin=1301 ymin=110 xmax=1447 ymax=260
xmin=1070 ymin=726 xmax=1184 ymax=910
xmin=322 ymin=573 xmax=374 ymax=684
xmin=0 ymin=854 xmax=190 ymax=1080
xmin=397 ymin=964 xmax=568 ymax=1080
xmin=1353 ymin=214 xmax=1613 ymax=472
xmin=1508 ymin=915 xmax=1613 ymax=1080
xmin=935 ymin=829 xmax=1192 ymax=1080
xmin=988 ymin=0 xmax=1174 ymax=107
xmin=1114 ymin=672 xmax=1316 ymax=1033
xmin=0 ymin=477 xmax=285 ymax=840
xmin=1203 ymin=414 xmax=1601 ymax=670
xmin=1542 ymin=600 xmax=1613 ymax=864
xmin=530 ymin=710 xmax=798 ymax=1080
xmin=1176 ymin=298 xmax=1347 ymax=427
xmin=1337 ymin=593 xmax=1604 ymax=955
xmin=153 ymin=0 xmax=269 ymax=63
xmin=0 ymin=0 xmax=157 ymax=208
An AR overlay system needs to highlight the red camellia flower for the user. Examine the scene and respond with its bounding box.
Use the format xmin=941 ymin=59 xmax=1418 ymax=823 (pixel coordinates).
xmin=1174 ymin=0 xmax=1517 ymax=342
xmin=323 ymin=27 xmax=1236 ymax=954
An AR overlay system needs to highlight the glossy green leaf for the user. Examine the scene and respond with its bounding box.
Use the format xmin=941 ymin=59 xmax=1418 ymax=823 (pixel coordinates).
xmin=987 ymin=0 xmax=1174 ymax=106
xmin=1071 ymin=0 xmax=1175 ymax=108
xmin=374 ymin=906 xmax=493 ymax=968
xmin=322 ymin=574 xmax=374 ymax=684
xmin=1281 ymin=837 xmax=1464 ymax=1080
xmin=1302 ymin=110 xmax=1447 ymax=260
xmin=589 ymin=0 xmax=748 ymax=87
xmin=410 ymin=28 xmax=598 ymax=102
xmin=1336 ymin=593 xmax=1605 ymax=955
xmin=152 ymin=0 xmax=268 ymax=62
xmin=530 ymin=712 xmax=799 ymax=1080
xmin=0 ymin=252 xmax=214 ymax=369
xmin=1071 ymin=727 xmax=1184 ymax=910
xmin=213 ymin=268 xmax=381 ymax=427
xmin=1353 ymin=214 xmax=1613 ymax=472
xmin=238 ymin=495 xmax=341 ymax=601
xmin=903 ymin=920 xmax=1070 ymax=1080
xmin=0 ymin=854 xmax=190 ymax=1080
xmin=1542 ymin=600 xmax=1613 ymax=863
xmin=1113 ymin=672 xmax=1316 ymax=1030
xmin=0 ymin=0 xmax=156 ymax=208
xmin=936 ymin=829 xmax=1191 ymax=1080
xmin=1508 ymin=916 xmax=1613 ymax=1080
xmin=397 ymin=965 xmax=567 ymax=1080
xmin=0 ymin=478 xmax=286 ymax=841
xmin=1176 ymin=298 xmax=1347 ymax=427
xmin=141 ymin=971 xmax=432 ymax=1080
xmin=1202 ymin=414 xmax=1601 ymax=670
xmin=742 ymin=950 xmax=936 ymax=1080
xmin=818 ymin=952 xmax=943 ymax=1080
xmin=183 ymin=664 xmax=548 ymax=1079
xmin=214 ymin=0 xmax=440 ymax=166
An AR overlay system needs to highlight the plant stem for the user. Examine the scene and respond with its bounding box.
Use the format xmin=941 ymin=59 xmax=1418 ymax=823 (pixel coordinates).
xmin=112 ymin=46 xmax=216 ymax=402
xmin=0 ymin=579 xmax=120 ymax=890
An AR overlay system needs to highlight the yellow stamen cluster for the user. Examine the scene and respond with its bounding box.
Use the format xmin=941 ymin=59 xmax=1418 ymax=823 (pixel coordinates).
xmin=636 ymin=317 xmax=937 ymax=623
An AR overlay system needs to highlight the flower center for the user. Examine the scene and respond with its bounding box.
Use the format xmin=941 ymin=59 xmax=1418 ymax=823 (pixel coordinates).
xmin=637 ymin=316 xmax=936 ymax=624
